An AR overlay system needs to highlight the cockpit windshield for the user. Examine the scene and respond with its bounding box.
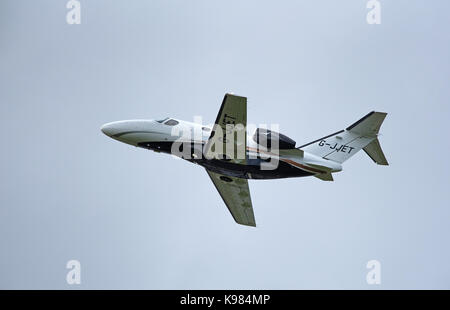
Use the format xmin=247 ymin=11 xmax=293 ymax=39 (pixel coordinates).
xmin=156 ymin=117 xmax=169 ymax=123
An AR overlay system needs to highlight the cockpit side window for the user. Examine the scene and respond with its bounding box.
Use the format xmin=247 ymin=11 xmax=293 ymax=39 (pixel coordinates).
xmin=164 ymin=119 xmax=179 ymax=126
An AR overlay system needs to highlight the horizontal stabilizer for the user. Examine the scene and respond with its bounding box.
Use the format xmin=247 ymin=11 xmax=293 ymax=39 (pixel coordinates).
xmin=363 ymin=138 xmax=389 ymax=165
xmin=314 ymin=172 xmax=334 ymax=181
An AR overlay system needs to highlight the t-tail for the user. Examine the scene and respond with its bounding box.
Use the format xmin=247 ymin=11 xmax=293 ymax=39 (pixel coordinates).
xmin=299 ymin=111 xmax=388 ymax=165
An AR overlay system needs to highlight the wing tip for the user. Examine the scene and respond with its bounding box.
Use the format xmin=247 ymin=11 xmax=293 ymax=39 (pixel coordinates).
xmin=237 ymin=221 xmax=257 ymax=227
xmin=224 ymin=92 xmax=247 ymax=100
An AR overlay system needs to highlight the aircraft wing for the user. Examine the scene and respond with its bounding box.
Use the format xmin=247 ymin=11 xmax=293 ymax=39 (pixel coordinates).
xmin=204 ymin=93 xmax=247 ymax=164
xmin=206 ymin=169 xmax=256 ymax=227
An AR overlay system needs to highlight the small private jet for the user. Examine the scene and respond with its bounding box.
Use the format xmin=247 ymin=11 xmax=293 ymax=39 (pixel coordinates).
xmin=101 ymin=93 xmax=388 ymax=227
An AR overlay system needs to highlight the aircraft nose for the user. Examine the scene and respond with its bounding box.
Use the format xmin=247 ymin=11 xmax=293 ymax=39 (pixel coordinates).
xmin=101 ymin=123 xmax=116 ymax=137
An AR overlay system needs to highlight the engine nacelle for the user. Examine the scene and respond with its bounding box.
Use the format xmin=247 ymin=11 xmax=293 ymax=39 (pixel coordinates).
xmin=252 ymin=128 xmax=296 ymax=149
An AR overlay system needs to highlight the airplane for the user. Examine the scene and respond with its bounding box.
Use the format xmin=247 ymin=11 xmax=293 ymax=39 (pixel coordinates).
xmin=101 ymin=93 xmax=388 ymax=227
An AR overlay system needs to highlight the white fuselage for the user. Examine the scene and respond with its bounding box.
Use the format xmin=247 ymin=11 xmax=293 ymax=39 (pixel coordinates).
xmin=101 ymin=118 xmax=342 ymax=179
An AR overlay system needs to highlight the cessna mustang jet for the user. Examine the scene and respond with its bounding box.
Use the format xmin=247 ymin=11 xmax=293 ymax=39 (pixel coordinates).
xmin=101 ymin=94 xmax=388 ymax=227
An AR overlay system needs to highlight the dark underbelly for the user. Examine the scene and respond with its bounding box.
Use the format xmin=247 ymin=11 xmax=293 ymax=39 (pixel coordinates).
xmin=193 ymin=158 xmax=313 ymax=179
xmin=137 ymin=141 xmax=313 ymax=179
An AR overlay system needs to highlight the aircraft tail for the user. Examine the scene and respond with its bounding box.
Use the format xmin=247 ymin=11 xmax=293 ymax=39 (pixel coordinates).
xmin=299 ymin=111 xmax=388 ymax=164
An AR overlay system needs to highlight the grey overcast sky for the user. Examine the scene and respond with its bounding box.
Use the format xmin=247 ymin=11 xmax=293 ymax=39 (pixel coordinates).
xmin=1 ymin=0 xmax=449 ymax=289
